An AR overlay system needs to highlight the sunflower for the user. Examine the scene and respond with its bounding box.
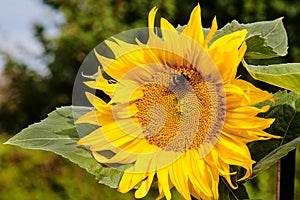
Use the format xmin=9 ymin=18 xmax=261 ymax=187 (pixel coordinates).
xmin=76 ymin=4 xmax=279 ymax=200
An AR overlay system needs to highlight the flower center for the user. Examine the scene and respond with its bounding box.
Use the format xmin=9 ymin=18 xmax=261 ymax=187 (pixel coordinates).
xmin=135 ymin=69 xmax=215 ymax=152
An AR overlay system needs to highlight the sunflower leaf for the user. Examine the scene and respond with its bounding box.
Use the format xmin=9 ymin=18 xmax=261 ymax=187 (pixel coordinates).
xmin=244 ymin=18 xmax=287 ymax=59
xmin=272 ymin=90 xmax=300 ymax=109
xmin=243 ymin=62 xmax=300 ymax=93
xmin=249 ymin=91 xmax=300 ymax=178
xmin=252 ymin=137 xmax=300 ymax=178
xmin=4 ymin=106 xmax=124 ymax=188
xmin=212 ymin=18 xmax=288 ymax=59
xmin=244 ymin=35 xmax=280 ymax=59
xmin=218 ymin=178 xmax=249 ymax=200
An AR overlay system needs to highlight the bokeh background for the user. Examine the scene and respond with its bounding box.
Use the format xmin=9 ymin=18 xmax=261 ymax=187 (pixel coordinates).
xmin=0 ymin=0 xmax=300 ymax=199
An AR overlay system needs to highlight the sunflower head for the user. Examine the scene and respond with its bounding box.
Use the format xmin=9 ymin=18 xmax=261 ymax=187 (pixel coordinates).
xmin=75 ymin=4 xmax=278 ymax=200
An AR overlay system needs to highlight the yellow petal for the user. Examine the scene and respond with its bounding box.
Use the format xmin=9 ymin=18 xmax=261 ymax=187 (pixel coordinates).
xmin=227 ymin=105 xmax=270 ymax=115
xmin=104 ymin=50 xmax=146 ymax=80
xmin=111 ymin=82 xmax=144 ymax=104
xmin=77 ymin=128 xmax=103 ymax=146
xmin=84 ymin=81 xmax=115 ymax=97
xmin=104 ymin=38 xmax=138 ymax=58
xmin=160 ymin=17 xmax=176 ymax=31
xmin=94 ymin=49 xmax=114 ymax=67
xmin=85 ymin=92 xmax=108 ymax=111
xmin=182 ymin=4 xmax=204 ymax=45
xmin=135 ymin=172 xmax=155 ymax=198
xmin=92 ymin=151 xmax=109 ymax=163
xmin=80 ymin=121 xmax=136 ymax=151
xmin=75 ymin=110 xmax=99 ymax=125
xmin=209 ymin=29 xmax=247 ymax=83
xmin=131 ymin=153 xmax=159 ymax=174
xmin=101 ymin=121 xmax=139 ymax=142
xmin=216 ymin=135 xmax=255 ymax=180
xmin=202 ymin=153 xmax=220 ymax=199
xmin=168 ymin=156 xmax=191 ymax=200
xmin=232 ymin=79 xmax=274 ymax=104
xmin=238 ymin=41 xmax=247 ymax=63
xmin=157 ymin=167 xmax=172 ymax=200
xmin=209 ymin=149 xmax=238 ymax=189
xmin=247 ymin=129 xmax=281 ymax=139
xmin=225 ymin=83 xmax=251 ymax=108
xmin=104 ymin=149 xmax=137 ymax=164
xmin=118 ymin=171 xmax=148 ymax=193
xmin=117 ymin=138 xmax=158 ymax=156
xmin=209 ymin=29 xmax=247 ymax=52
xmin=221 ymin=128 xmax=262 ymax=143
xmin=148 ymin=7 xmax=158 ymax=28
xmin=202 ymin=16 xmax=218 ymax=48
xmin=110 ymin=103 xmax=139 ymax=119
xmin=160 ymin=18 xmax=183 ymax=57
xmin=148 ymin=7 xmax=160 ymax=46
xmin=225 ymin=115 xmax=275 ymax=130
xmin=186 ymin=150 xmax=213 ymax=197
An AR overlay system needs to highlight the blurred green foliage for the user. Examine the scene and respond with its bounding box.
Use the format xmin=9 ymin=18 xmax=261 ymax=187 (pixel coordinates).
xmin=0 ymin=134 xmax=134 ymax=200
xmin=245 ymin=165 xmax=277 ymax=199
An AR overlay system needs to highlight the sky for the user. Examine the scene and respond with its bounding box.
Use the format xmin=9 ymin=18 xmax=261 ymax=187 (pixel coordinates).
xmin=0 ymin=0 xmax=64 ymax=74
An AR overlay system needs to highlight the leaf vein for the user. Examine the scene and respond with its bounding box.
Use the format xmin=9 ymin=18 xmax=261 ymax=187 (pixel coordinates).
xmin=280 ymin=111 xmax=296 ymax=145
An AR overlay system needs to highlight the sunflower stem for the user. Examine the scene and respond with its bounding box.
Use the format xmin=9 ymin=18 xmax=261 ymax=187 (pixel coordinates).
xmin=276 ymin=149 xmax=296 ymax=200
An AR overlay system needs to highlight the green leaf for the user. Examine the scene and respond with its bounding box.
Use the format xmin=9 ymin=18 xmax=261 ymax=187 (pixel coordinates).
xmin=245 ymin=35 xmax=279 ymax=59
xmin=218 ymin=178 xmax=249 ymax=200
xmin=272 ymin=90 xmax=300 ymax=109
xmin=248 ymin=91 xmax=300 ymax=178
xmin=252 ymin=137 xmax=300 ymax=178
xmin=244 ymin=62 xmax=300 ymax=94
xmin=215 ymin=18 xmax=287 ymax=59
xmin=4 ymin=106 xmax=124 ymax=188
